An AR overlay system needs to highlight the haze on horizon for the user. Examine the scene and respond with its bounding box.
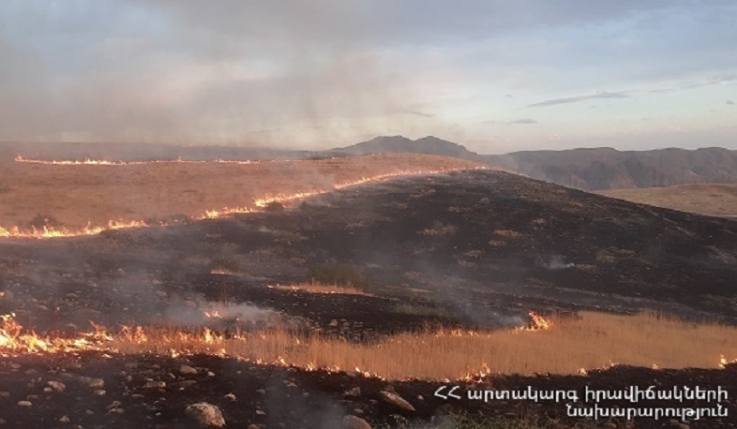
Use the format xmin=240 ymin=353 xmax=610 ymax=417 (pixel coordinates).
xmin=1 ymin=1 xmax=735 ymax=154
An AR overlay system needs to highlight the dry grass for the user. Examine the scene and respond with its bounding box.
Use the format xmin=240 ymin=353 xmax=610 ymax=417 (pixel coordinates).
xmin=0 ymin=153 xmax=483 ymax=230
xmin=110 ymin=311 xmax=737 ymax=380
xmin=598 ymin=183 xmax=737 ymax=218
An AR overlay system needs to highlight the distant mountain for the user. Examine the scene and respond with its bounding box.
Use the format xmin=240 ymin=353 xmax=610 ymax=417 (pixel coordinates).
xmin=333 ymin=135 xmax=483 ymax=162
xmin=485 ymin=147 xmax=737 ymax=190
xmin=336 ymin=137 xmax=737 ymax=191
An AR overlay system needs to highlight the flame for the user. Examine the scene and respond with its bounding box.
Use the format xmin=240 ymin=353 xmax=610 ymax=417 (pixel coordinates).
xmin=204 ymin=310 xmax=223 ymax=319
xmin=1 ymin=166 xmax=485 ymax=240
xmin=14 ymin=156 xmax=266 ymax=166
xmin=718 ymin=354 xmax=736 ymax=369
xmin=524 ymin=312 xmax=552 ymax=331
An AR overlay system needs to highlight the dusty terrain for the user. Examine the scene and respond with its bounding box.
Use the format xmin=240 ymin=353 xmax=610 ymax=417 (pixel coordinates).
xmin=0 ymin=153 xmax=481 ymax=231
xmin=1 ymin=165 xmax=736 ymax=428
xmin=598 ymin=184 xmax=737 ymax=218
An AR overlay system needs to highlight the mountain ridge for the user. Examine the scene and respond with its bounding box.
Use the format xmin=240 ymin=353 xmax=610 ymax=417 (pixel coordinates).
xmin=334 ymin=136 xmax=737 ymax=191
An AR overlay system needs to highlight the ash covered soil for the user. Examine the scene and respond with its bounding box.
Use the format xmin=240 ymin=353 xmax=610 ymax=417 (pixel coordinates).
xmin=1 ymin=169 xmax=737 ymax=428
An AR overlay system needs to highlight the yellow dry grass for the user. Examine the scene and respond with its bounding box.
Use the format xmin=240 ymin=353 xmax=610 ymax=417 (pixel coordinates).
xmin=109 ymin=311 xmax=737 ymax=380
xmin=0 ymin=153 xmax=483 ymax=230
xmin=598 ymin=183 xmax=737 ymax=218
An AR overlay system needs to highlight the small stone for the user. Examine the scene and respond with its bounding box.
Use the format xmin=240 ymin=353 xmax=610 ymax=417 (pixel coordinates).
xmin=185 ymin=402 xmax=226 ymax=428
xmin=18 ymin=400 xmax=32 ymax=407
xmin=342 ymin=415 xmax=372 ymax=429
xmin=207 ymin=371 xmax=215 ymax=377
xmin=43 ymin=387 xmax=53 ymax=393
xmin=0 ymin=392 xmax=9 ymax=399
xmin=247 ymin=425 xmax=260 ymax=429
xmin=85 ymin=378 xmax=105 ymax=389
xmin=256 ymin=389 xmax=266 ymax=395
xmin=59 ymin=415 xmax=71 ymax=424
xmin=108 ymin=408 xmax=125 ymax=414
xmin=256 ymin=410 xmax=266 ymax=416
xmin=85 ymin=410 xmax=94 ymax=416
xmin=47 ymin=381 xmax=66 ymax=392
xmin=144 ymin=381 xmax=166 ymax=389
xmin=378 ymin=390 xmax=415 ymax=412
xmin=602 ymin=423 xmax=617 ymax=429
xmin=223 ymin=393 xmax=236 ymax=401
xmin=344 ymin=387 xmax=361 ymax=397
xmin=180 ymin=365 xmax=198 ymax=375
xmin=107 ymin=401 xmax=122 ymax=409
xmin=93 ymin=389 xmax=106 ymax=396
xmin=177 ymin=380 xmax=198 ymax=388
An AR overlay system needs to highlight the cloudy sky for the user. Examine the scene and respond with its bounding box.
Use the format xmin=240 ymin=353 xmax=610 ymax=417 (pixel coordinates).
xmin=1 ymin=1 xmax=735 ymax=153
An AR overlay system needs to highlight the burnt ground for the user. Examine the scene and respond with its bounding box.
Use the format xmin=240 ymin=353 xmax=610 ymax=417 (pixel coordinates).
xmin=0 ymin=352 xmax=735 ymax=429
xmin=1 ymin=169 xmax=737 ymax=427
xmin=1 ymin=170 xmax=736 ymax=335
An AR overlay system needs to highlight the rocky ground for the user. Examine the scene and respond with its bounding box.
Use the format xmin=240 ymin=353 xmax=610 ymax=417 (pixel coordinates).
xmin=0 ymin=352 xmax=735 ymax=429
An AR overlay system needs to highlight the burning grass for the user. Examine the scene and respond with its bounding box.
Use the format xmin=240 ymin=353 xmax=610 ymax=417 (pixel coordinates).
xmin=0 ymin=153 xmax=486 ymax=238
xmin=3 ymin=311 xmax=736 ymax=381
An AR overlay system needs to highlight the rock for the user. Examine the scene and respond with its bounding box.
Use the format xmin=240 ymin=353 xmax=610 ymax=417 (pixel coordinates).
xmin=47 ymin=381 xmax=66 ymax=392
xmin=17 ymin=400 xmax=32 ymax=408
xmin=180 ymin=365 xmax=198 ymax=375
xmin=93 ymin=390 xmax=106 ymax=396
xmin=342 ymin=415 xmax=372 ymax=429
xmin=378 ymin=391 xmax=415 ymax=411
xmin=329 ymin=319 xmax=339 ymax=327
xmin=223 ymin=393 xmax=236 ymax=401
xmin=256 ymin=410 xmax=266 ymax=416
xmin=185 ymin=402 xmax=226 ymax=428
xmin=144 ymin=381 xmax=166 ymax=389
xmin=0 ymin=392 xmax=9 ymax=399
xmin=107 ymin=401 xmax=122 ymax=409
xmin=602 ymin=423 xmax=617 ymax=429
xmin=177 ymin=380 xmax=198 ymax=388
xmin=247 ymin=425 xmax=260 ymax=429
xmin=344 ymin=387 xmax=361 ymax=397
xmin=84 ymin=377 xmax=105 ymax=389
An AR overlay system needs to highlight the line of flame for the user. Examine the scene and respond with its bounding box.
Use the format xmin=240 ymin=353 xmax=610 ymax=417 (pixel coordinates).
xmin=14 ymin=156 xmax=272 ymax=166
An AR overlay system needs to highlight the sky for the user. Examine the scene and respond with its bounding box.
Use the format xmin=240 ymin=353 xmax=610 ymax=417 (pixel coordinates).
xmin=0 ymin=1 xmax=735 ymax=154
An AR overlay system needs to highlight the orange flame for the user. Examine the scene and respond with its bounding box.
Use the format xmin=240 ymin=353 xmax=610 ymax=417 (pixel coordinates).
xmin=14 ymin=156 xmax=267 ymax=166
